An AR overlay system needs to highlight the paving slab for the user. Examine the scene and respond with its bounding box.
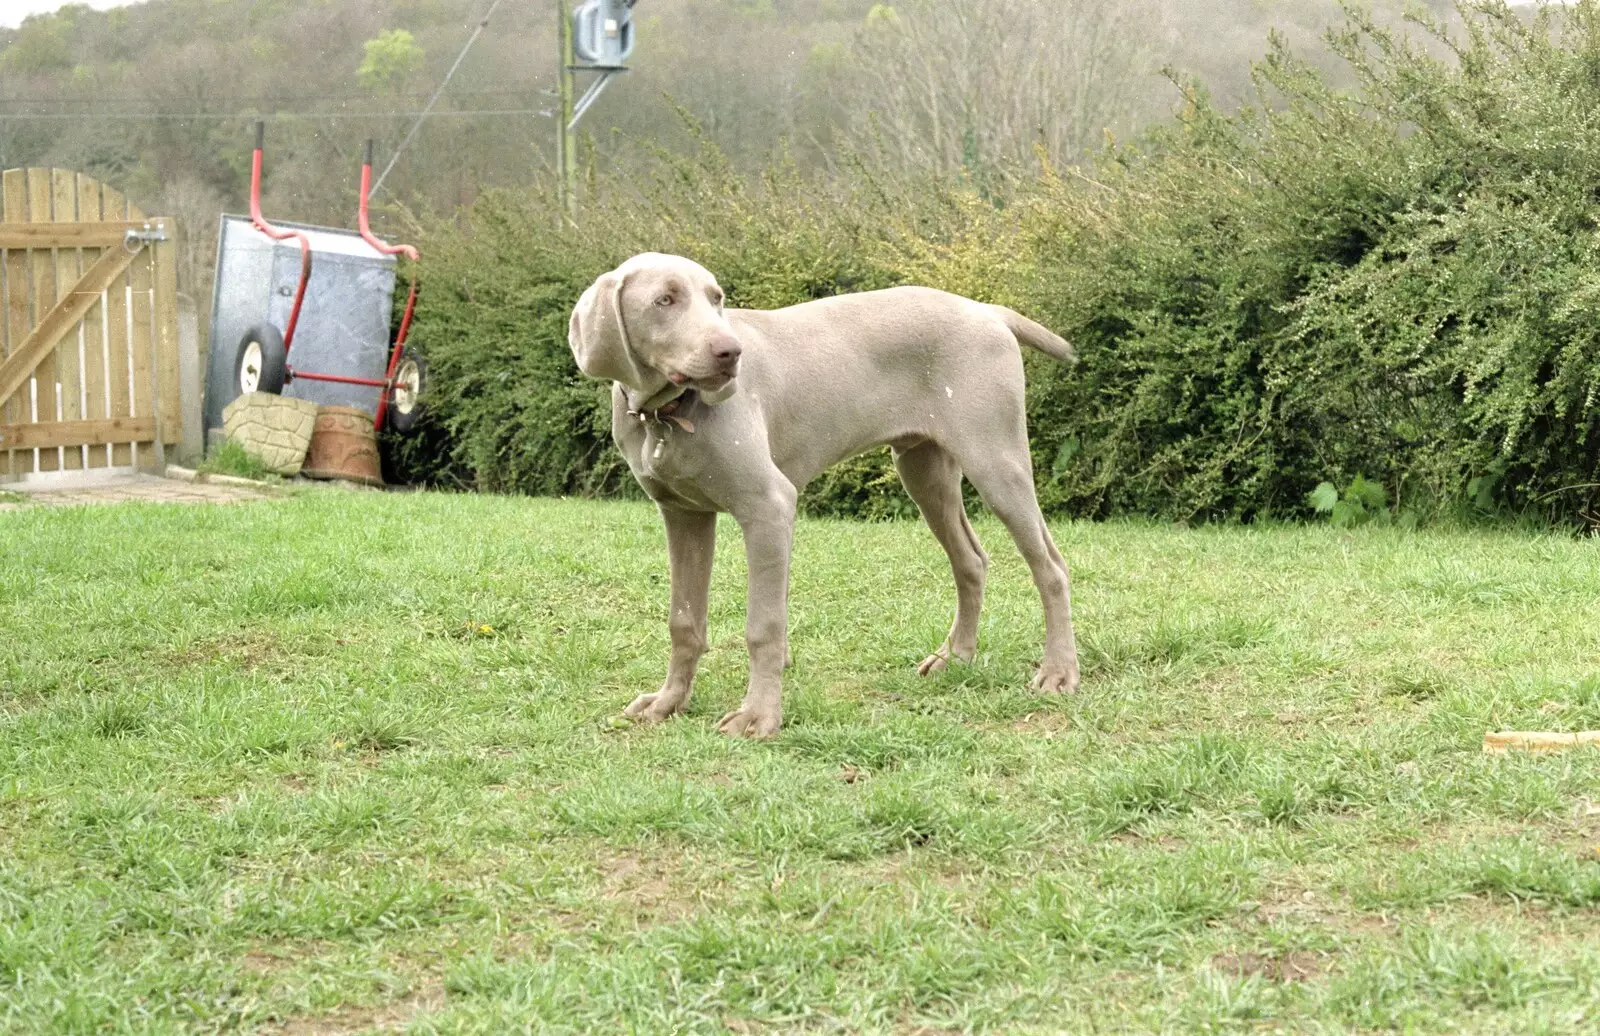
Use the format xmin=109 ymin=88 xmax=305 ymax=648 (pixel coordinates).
xmin=0 ymin=474 xmax=271 ymax=510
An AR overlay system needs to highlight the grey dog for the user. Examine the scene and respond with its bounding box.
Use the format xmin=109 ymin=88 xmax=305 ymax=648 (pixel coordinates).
xmin=569 ymin=253 xmax=1081 ymax=737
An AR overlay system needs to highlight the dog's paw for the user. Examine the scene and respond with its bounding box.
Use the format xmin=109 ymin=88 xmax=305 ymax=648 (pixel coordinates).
xmin=623 ymin=692 xmax=688 ymax=724
xmin=717 ymin=707 xmax=782 ymax=739
xmin=1030 ymin=663 xmax=1080 ymax=695
xmin=916 ymin=643 xmax=971 ymax=677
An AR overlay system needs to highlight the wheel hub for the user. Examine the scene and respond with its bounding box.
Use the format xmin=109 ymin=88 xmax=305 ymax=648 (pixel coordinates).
xmin=239 ymin=340 xmax=263 ymax=393
xmin=393 ymin=359 xmax=420 ymax=414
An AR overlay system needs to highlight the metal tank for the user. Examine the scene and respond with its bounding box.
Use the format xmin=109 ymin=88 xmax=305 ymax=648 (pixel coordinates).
xmin=202 ymin=215 xmax=397 ymax=449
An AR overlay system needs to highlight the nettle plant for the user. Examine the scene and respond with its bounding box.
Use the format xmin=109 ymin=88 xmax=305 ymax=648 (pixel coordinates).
xmin=1307 ymin=475 xmax=1417 ymax=529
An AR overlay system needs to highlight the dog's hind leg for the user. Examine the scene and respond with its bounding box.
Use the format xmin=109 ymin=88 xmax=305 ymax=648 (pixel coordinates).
xmin=894 ymin=441 xmax=989 ymax=675
xmin=960 ymin=446 xmax=1079 ymax=694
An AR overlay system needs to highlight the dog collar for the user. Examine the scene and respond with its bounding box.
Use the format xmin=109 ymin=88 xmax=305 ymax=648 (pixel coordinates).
xmin=627 ymin=387 xmax=696 ymax=433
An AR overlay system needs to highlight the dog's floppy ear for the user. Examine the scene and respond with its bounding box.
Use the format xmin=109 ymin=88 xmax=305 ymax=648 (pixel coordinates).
xmin=569 ymin=268 xmax=648 ymax=387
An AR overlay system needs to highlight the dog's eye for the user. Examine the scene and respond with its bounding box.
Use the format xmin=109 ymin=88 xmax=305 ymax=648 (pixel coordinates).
xmin=654 ymin=294 xmax=675 ymax=307
xmin=710 ymin=292 xmax=724 ymax=307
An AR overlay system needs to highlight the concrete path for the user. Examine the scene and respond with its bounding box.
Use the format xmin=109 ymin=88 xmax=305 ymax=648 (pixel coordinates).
xmin=0 ymin=473 xmax=272 ymax=510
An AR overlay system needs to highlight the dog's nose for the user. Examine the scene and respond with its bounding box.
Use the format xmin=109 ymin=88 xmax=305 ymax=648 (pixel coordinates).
xmin=710 ymin=335 xmax=742 ymax=365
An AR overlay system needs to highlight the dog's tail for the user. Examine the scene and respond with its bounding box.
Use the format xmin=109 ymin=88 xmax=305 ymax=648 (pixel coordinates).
xmin=993 ymin=306 xmax=1077 ymax=365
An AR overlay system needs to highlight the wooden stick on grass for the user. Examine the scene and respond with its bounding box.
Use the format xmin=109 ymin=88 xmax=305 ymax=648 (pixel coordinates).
xmin=1482 ymin=731 xmax=1600 ymax=755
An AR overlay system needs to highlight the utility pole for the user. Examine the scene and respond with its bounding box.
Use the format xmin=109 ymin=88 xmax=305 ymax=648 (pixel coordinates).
xmin=557 ymin=0 xmax=635 ymax=223
xmin=557 ymin=1 xmax=578 ymax=222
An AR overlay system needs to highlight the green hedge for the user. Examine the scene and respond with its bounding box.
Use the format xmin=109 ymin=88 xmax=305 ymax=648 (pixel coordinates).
xmin=403 ymin=1 xmax=1600 ymax=525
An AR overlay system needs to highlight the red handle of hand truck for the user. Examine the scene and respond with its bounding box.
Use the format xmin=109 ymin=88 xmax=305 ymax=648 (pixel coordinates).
xmin=360 ymin=140 xmax=422 ymax=431
xmin=358 ymin=142 xmax=421 ymax=264
xmin=248 ymin=121 xmax=313 ymax=353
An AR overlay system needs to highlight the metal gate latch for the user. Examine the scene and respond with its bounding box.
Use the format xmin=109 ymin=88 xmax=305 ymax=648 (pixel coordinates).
xmin=124 ymin=223 xmax=169 ymax=251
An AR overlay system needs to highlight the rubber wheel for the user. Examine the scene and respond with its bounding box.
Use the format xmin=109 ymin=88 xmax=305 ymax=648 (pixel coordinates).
xmin=235 ymin=324 xmax=287 ymax=396
xmin=386 ymin=349 xmax=427 ymax=432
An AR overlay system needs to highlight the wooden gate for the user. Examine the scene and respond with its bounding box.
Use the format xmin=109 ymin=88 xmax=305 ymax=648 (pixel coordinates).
xmin=0 ymin=169 xmax=179 ymax=482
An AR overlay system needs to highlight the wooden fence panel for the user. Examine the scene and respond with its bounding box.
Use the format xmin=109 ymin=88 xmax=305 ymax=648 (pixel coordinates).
xmin=52 ymin=169 xmax=82 ymax=471
xmin=154 ymin=235 xmax=181 ymax=444
xmin=103 ymin=185 xmax=134 ymax=469
xmin=77 ymin=174 xmax=107 ymax=469
xmin=26 ymin=171 xmax=58 ymax=472
xmin=1 ymin=171 xmax=24 ymax=479
xmin=129 ymin=233 xmax=155 ymax=472
xmin=0 ymin=169 xmax=177 ymax=482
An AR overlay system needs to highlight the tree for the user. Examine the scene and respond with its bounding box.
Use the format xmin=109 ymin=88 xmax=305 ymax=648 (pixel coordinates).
xmin=0 ymin=8 xmax=78 ymax=75
xmin=358 ymin=28 xmax=424 ymax=92
xmin=824 ymin=0 xmax=1155 ymax=179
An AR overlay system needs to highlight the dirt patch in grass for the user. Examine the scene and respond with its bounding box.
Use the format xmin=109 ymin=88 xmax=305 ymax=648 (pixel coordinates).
xmin=1109 ymin=831 xmax=1188 ymax=852
xmin=265 ymin=980 xmax=446 ymax=1035
xmin=865 ymin=851 xmax=975 ymax=892
xmin=235 ymin=939 xmax=344 ymax=977
xmin=241 ymin=950 xmax=285 ymax=975
xmin=599 ymin=851 xmax=705 ymax=922
xmin=1007 ymin=710 xmax=1074 ymax=735
xmin=1255 ymin=876 xmax=1397 ymax=935
xmin=164 ymin=631 xmax=305 ymax=674
xmin=1211 ymin=950 xmax=1324 ymax=982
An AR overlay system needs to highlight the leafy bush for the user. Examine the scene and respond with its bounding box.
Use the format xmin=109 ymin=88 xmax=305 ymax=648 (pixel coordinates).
xmin=406 ymin=2 xmax=1600 ymax=526
xmin=1022 ymin=0 xmax=1600 ymax=522
xmin=386 ymin=188 xmax=629 ymax=498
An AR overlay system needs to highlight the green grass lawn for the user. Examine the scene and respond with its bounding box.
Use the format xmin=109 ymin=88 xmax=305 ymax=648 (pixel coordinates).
xmin=3 ymin=490 xmax=1600 ymax=1034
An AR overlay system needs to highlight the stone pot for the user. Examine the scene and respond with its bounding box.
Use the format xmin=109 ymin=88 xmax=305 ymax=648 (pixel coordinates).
xmin=221 ymin=391 xmax=318 ymax=475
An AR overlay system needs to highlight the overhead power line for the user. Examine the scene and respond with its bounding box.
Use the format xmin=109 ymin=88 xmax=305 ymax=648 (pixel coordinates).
xmin=371 ymin=0 xmax=507 ymax=196
xmin=0 ymin=87 xmax=549 ymax=108
xmin=0 ymin=108 xmax=552 ymax=122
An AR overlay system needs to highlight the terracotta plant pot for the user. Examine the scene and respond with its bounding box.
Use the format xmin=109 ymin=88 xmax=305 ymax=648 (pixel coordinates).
xmin=300 ymin=405 xmax=385 ymax=487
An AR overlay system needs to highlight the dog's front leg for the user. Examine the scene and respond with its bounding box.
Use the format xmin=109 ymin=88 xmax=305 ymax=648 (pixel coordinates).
xmin=718 ymin=484 xmax=797 ymax=738
xmin=624 ymin=506 xmax=716 ymax=724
